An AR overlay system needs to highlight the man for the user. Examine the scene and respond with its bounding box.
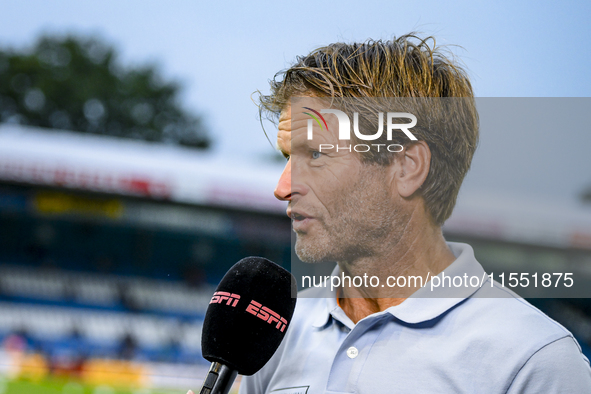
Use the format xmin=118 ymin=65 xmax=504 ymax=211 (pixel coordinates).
xmin=239 ymin=35 xmax=591 ymax=393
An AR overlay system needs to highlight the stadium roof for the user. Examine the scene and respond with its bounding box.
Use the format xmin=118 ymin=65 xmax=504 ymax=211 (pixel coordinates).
xmin=1 ymin=124 xmax=590 ymax=250
xmin=0 ymin=123 xmax=285 ymax=214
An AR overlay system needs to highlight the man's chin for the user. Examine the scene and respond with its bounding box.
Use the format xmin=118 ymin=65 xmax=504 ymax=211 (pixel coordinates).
xmin=294 ymin=238 xmax=334 ymax=264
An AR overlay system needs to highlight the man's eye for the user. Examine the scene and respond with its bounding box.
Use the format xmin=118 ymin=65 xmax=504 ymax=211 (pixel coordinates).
xmin=311 ymin=151 xmax=321 ymax=159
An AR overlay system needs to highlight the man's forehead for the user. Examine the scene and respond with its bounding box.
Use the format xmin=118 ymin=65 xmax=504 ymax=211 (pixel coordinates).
xmin=278 ymin=105 xmax=292 ymax=136
xmin=277 ymin=105 xmax=292 ymax=152
xmin=277 ymin=97 xmax=339 ymax=151
xmin=279 ymin=105 xmax=291 ymax=123
xmin=280 ymin=96 xmax=329 ymax=122
xmin=279 ymin=98 xmax=331 ymax=131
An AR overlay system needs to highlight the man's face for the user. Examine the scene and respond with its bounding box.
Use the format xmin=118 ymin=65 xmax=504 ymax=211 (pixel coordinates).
xmin=275 ymin=100 xmax=406 ymax=264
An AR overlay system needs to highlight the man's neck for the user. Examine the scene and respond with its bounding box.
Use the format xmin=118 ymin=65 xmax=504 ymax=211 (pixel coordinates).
xmin=337 ymin=218 xmax=455 ymax=324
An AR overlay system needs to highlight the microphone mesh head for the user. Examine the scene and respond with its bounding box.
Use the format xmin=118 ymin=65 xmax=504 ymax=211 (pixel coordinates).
xmin=201 ymin=257 xmax=297 ymax=375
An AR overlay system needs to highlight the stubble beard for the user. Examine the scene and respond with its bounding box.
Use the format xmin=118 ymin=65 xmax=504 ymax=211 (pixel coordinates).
xmin=294 ymin=165 xmax=406 ymax=264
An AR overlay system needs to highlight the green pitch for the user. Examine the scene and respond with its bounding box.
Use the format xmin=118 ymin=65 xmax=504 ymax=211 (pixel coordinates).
xmin=0 ymin=377 xmax=187 ymax=394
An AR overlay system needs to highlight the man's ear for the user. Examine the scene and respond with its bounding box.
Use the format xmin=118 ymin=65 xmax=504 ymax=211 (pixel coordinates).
xmin=394 ymin=141 xmax=431 ymax=198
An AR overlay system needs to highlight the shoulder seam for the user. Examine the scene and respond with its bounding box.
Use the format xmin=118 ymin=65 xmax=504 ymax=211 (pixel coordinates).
xmin=504 ymin=335 xmax=575 ymax=393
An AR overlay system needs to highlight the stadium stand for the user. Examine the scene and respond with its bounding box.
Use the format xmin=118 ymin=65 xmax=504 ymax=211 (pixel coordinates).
xmin=0 ymin=124 xmax=590 ymax=391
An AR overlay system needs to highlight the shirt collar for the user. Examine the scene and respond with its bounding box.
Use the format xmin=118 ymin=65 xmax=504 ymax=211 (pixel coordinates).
xmin=311 ymin=242 xmax=486 ymax=328
xmin=386 ymin=242 xmax=485 ymax=324
xmin=311 ymin=266 xmax=341 ymax=328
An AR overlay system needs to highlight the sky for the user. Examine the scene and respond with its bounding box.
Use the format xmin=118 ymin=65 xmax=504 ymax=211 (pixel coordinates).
xmin=1 ymin=0 xmax=590 ymax=207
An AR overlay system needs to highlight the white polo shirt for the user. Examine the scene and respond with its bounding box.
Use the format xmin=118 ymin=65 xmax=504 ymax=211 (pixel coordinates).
xmin=239 ymin=242 xmax=591 ymax=393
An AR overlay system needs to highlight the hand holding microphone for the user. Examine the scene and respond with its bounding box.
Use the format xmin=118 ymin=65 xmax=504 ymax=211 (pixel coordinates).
xmin=197 ymin=257 xmax=297 ymax=394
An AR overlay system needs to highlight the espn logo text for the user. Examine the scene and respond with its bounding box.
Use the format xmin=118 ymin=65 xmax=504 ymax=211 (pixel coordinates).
xmin=246 ymin=300 xmax=288 ymax=332
xmin=209 ymin=291 xmax=240 ymax=307
xmin=208 ymin=292 xmax=289 ymax=332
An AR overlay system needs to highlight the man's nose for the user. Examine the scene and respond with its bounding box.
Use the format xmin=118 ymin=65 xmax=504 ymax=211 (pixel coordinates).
xmin=274 ymin=159 xmax=291 ymax=201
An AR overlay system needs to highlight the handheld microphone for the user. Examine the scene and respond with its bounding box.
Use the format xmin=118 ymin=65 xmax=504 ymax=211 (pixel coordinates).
xmin=198 ymin=257 xmax=297 ymax=394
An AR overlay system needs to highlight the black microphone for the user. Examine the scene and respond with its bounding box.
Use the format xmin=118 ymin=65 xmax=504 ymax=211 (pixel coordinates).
xmin=198 ymin=257 xmax=297 ymax=394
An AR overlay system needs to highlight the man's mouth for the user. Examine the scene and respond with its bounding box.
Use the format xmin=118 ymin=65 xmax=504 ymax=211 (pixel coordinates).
xmin=287 ymin=209 xmax=314 ymax=231
xmin=292 ymin=212 xmax=306 ymax=220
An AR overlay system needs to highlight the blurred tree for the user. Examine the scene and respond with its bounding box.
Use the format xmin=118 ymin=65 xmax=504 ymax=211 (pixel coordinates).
xmin=0 ymin=35 xmax=210 ymax=149
xmin=582 ymin=186 xmax=591 ymax=204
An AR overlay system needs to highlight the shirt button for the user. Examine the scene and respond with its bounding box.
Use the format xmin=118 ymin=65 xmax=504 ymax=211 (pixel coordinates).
xmin=346 ymin=347 xmax=359 ymax=359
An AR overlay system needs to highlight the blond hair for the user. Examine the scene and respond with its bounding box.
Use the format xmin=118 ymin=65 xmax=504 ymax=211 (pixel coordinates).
xmin=259 ymin=34 xmax=479 ymax=226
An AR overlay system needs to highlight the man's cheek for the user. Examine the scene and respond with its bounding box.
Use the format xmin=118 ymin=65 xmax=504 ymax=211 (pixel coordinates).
xmin=324 ymin=165 xmax=349 ymax=184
